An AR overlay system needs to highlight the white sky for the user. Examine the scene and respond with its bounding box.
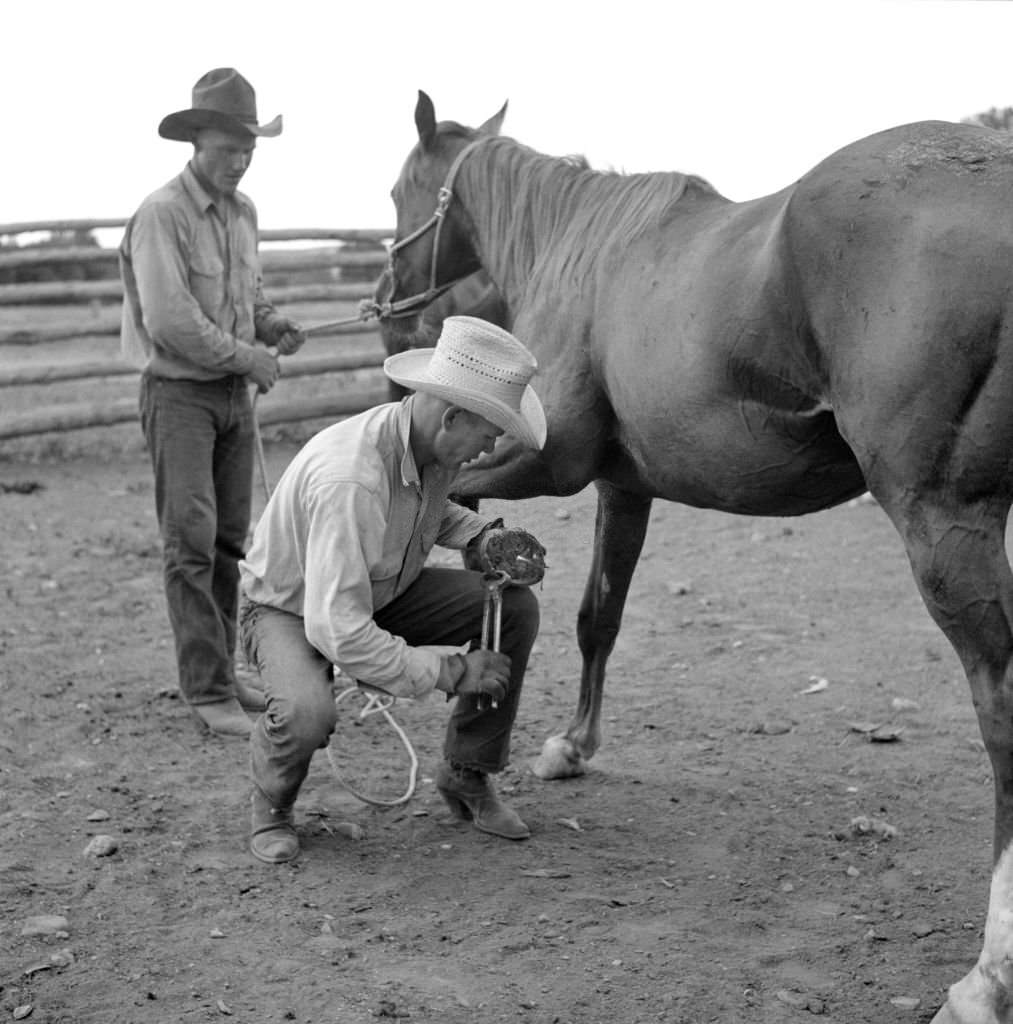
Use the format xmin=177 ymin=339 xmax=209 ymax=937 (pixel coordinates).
xmin=6 ymin=0 xmax=1013 ymax=233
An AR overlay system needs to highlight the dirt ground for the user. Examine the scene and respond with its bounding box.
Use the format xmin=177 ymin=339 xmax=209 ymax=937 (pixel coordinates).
xmin=0 ymin=431 xmax=998 ymax=1024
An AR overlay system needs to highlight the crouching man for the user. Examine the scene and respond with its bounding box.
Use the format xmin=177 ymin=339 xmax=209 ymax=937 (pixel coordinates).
xmin=238 ymin=316 xmax=546 ymax=863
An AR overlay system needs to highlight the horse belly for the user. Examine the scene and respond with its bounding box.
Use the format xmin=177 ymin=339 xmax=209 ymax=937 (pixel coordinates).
xmin=609 ymin=391 xmax=865 ymax=514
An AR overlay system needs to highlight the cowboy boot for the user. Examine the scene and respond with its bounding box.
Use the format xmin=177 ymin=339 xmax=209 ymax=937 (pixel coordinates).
xmin=249 ymin=791 xmax=299 ymax=864
xmin=192 ymin=698 xmax=253 ymax=737
xmin=434 ymin=763 xmax=530 ymax=840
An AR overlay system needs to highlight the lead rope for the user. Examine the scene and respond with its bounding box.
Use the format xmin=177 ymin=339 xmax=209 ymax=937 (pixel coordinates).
xmin=249 ymin=350 xmax=421 ymax=807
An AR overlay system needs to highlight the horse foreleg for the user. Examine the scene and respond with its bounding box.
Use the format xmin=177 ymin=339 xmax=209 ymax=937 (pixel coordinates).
xmin=532 ymin=482 xmax=652 ymax=779
xmin=884 ymin=495 xmax=1013 ymax=1023
xmin=931 ymin=841 xmax=1013 ymax=1023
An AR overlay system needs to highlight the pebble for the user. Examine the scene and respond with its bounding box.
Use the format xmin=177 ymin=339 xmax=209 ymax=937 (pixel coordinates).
xmin=21 ymin=915 xmax=69 ymax=937
xmin=889 ymin=996 xmax=921 ymax=1010
xmin=748 ymin=720 xmax=793 ymax=736
xmin=775 ymin=989 xmax=825 ymax=1014
xmin=774 ymin=989 xmax=808 ymax=1009
xmin=848 ymin=815 xmax=898 ymax=840
xmin=23 ymin=949 xmax=75 ymax=977
xmin=83 ymin=834 xmax=118 ymax=857
xmin=554 ymin=509 xmax=571 ymax=520
xmin=891 ymin=697 xmax=920 ymax=712
xmin=13 ymin=1005 xmax=33 ymax=1020
xmin=333 ymin=822 xmax=364 ymax=840
xmin=86 ymin=809 xmax=110 ymax=822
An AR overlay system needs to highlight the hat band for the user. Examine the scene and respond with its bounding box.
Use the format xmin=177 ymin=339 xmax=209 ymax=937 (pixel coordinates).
xmin=427 ymin=347 xmax=531 ymax=411
xmin=195 ymin=105 xmax=258 ymax=122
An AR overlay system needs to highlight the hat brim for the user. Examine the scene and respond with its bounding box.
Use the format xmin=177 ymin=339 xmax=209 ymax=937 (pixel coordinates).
xmin=158 ymin=109 xmax=283 ymax=142
xmin=384 ymin=348 xmax=547 ymax=450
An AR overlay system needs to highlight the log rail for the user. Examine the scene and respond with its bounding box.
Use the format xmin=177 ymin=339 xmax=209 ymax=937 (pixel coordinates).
xmin=0 ymin=219 xmax=394 ymax=442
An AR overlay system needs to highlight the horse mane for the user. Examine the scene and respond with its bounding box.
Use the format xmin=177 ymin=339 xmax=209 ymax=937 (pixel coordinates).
xmin=457 ymin=134 xmax=718 ymax=292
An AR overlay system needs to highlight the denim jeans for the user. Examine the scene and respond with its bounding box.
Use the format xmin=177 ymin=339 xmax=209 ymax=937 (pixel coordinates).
xmin=140 ymin=372 xmax=254 ymax=705
xmin=240 ymin=567 xmax=540 ymax=810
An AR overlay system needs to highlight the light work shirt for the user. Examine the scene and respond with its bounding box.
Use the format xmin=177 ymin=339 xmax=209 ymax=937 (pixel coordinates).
xmin=119 ymin=163 xmax=285 ymax=380
xmin=239 ymin=398 xmax=494 ymax=698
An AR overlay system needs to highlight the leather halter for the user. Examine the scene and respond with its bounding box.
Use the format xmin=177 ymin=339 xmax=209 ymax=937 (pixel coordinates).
xmin=377 ymin=137 xmax=488 ymax=321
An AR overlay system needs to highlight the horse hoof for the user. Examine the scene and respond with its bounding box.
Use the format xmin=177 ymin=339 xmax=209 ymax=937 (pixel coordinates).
xmin=531 ymin=736 xmax=587 ymax=780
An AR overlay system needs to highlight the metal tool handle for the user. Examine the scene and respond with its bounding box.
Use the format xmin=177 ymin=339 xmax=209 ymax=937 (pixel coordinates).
xmin=478 ymin=570 xmax=510 ymax=710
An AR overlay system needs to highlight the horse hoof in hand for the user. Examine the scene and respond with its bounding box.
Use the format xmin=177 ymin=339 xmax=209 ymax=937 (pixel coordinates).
xmin=531 ymin=735 xmax=587 ymax=779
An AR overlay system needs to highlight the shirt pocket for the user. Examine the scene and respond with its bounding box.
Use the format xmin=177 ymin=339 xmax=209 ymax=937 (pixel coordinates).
xmin=237 ymin=253 xmax=259 ymax=310
xmin=372 ymin=550 xmax=403 ymax=588
xmin=188 ymin=253 xmax=225 ymax=316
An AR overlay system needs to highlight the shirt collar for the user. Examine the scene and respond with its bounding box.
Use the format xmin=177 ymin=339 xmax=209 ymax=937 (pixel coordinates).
xmin=180 ymin=163 xmax=217 ymax=215
xmin=397 ymin=397 xmax=421 ymax=488
xmin=180 ymin=162 xmax=252 ymax=220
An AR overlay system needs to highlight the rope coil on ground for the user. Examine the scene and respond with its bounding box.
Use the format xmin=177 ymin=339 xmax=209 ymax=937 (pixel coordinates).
xmin=325 ymin=685 xmax=420 ymax=807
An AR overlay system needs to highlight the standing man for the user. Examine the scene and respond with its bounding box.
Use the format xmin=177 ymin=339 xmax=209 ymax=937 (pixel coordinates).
xmin=120 ymin=68 xmax=305 ymax=738
xmin=239 ymin=316 xmax=546 ymax=863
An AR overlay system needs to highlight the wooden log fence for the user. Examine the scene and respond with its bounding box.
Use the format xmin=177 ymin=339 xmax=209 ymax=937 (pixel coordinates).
xmin=0 ymin=385 xmax=394 ymax=443
xmin=0 ymin=219 xmax=395 ymax=441
xmin=0 ymin=278 xmax=382 ymax=308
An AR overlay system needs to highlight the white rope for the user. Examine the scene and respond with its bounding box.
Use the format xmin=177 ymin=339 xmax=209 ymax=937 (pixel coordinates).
xmin=251 ymin=389 xmax=271 ymax=502
xmin=326 ymin=685 xmax=420 ymax=807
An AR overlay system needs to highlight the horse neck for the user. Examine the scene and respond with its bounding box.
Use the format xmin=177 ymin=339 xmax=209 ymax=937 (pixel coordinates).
xmin=455 ymin=138 xmax=710 ymax=307
xmin=456 ymin=140 xmax=595 ymax=307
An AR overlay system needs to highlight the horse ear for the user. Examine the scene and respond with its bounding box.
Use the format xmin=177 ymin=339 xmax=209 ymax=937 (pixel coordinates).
xmin=415 ymin=91 xmax=437 ymax=151
xmin=478 ymin=100 xmax=508 ymax=137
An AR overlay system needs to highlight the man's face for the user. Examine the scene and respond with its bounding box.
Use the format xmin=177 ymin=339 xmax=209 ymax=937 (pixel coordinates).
xmin=434 ymin=407 xmax=503 ymax=471
xmin=193 ymin=128 xmax=256 ymax=197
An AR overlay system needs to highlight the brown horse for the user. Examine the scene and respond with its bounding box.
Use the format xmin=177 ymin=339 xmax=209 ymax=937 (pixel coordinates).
xmin=383 ymin=91 xmax=1013 ymax=1021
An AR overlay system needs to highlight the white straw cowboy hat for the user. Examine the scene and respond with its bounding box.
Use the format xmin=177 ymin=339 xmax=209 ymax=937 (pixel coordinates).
xmin=159 ymin=68 xmax=282 ymax=142
xmin=384 ymin=316 xmax=547 ymax=450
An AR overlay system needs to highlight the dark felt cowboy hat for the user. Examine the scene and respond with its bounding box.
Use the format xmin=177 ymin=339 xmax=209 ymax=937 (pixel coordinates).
xmin=158 ymin=68 xmax=282 ymax=142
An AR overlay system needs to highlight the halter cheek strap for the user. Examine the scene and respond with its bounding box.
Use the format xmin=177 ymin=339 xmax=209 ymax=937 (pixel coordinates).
xmin=375 ymin=137 xmax=489 ymax=321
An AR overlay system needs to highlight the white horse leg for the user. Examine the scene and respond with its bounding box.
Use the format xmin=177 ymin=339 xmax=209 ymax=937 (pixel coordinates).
xmin=932 ymin=841 xmax=1013 ymax=1023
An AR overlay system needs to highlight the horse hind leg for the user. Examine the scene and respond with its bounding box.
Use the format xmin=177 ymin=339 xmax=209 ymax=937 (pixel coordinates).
xmin=882 ymin=492 xmax=1013 ymax=1024
xmin=532 ymin=481 xmax=653 ymax=779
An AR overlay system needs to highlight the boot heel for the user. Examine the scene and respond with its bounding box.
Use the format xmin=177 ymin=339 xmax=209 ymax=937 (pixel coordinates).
xmin=437 ymin=787 xmax=474 ymax=821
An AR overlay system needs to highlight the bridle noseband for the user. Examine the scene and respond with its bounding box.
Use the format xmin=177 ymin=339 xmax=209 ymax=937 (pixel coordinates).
xmin=376 ymin=137 xmax=489 ymax=321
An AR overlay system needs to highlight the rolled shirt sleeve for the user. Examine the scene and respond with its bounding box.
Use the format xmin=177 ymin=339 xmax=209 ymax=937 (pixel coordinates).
xmin=436 ymin=499 xmax=493 ymax=549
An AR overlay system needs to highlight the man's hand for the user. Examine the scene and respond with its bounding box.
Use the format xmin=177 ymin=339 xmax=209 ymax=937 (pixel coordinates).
xmin=248 ymin=347 xmax=280 ymax=394
xmin=271 ymin=317 xmax=306 ymax=356
xmin=456 ymin=649 xmax=511 ymax=705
